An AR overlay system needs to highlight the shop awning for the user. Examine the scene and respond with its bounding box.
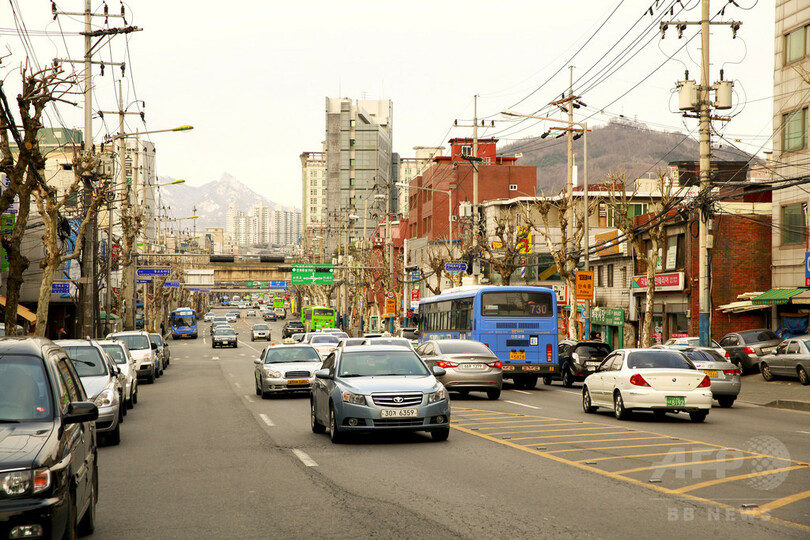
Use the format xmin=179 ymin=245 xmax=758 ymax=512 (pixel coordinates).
xmin=715 ymin=300 xmax=771 ymax=314
xmin=0 ymin=296 xmax=36 ymax=322
xmin=789 ymin=290 xmax=810 ymax=305
xmin=99 ymin=311 xmax=120 ymax=321
xmin=751 ymin=288 xmax=806 ymax=306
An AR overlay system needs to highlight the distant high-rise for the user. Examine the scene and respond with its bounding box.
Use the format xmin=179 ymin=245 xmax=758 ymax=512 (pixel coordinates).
xmin=324 ymin=97 xmax=393 ymax=252
xmin=301 ymin=145 xmax=327 ymax=253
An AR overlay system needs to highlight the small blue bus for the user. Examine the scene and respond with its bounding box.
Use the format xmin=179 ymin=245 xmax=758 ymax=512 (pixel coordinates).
xmin=169 ymin=308 xmax=198 ymax=339
xmin=417 ymin=285 xmax=558 ymax=388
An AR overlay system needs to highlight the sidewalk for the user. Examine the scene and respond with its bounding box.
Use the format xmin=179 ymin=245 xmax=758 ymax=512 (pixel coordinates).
xmin=738 ymin=373 xmax=810 ymax=412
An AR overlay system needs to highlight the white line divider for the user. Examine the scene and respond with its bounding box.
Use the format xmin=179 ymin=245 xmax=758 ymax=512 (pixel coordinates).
xmin=504 ymin=400 xmax=541 ymax=410
xmin=244 ymin=395 xmax=255 ymax=403
xmin=212 ymin=357 xmax=220 ymax=360
xmin=292 ymin=449 xmax=318 ymax=467
xmin=512 ymin=389 xmax=531 ymax=395
xmin=259 ymin=414 xmax=275 ymax=426
xmin=234 ymin=382 xmax=241 ymax=389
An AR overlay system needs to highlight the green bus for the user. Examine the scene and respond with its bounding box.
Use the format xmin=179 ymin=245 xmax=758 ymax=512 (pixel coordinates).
xmin=302 ymin=305 xmax=337 ymax=332
xmin=272 ymin=296 xmax=284 ymax=309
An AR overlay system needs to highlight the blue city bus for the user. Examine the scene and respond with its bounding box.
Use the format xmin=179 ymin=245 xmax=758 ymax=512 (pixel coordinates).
xmin=417 ymin=285 xmax=558 ymax=388
xmin=169 ymin=307 xmax=198 ymax=339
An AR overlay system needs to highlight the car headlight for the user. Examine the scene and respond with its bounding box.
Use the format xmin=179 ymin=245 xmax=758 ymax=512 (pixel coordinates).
xmin=342 ymin=392 xmax=366 ymax=405
xmin=0 ymin=468 xmax=51 ymax=497
xmin=428 ymin=387 xmax=447 ymax=403
xmin=94 ymin=387 xmax=116 ymax=407
xmin=264 ymin=369 xmax=282 ymax=378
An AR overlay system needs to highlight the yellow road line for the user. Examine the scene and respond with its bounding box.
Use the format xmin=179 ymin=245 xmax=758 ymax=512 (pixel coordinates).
xmin=486 ymin=426 xmax=621 ymax=436
xmin=672 ymin=465 xmax=808 ymax=494
xmin=577 ymin=449 xmax=718 ymax=463
xmin=451 ymin=424 xmax=810 ymax=534
xmin=470 ymin=420 xmax=577 ymax=429
xmin=509 ymin=431 xmax=634 ymax=442
xmin=613 ymin=455 xmax=768 ymax=475
xmin=478 ymin=421 xmax=589 ymax=431
xmin=745 ymin=490 xmax=810 ymax=515
xmin=529 ymin=435 xmax=671 ymax=446
xmin=550 ymin=441 xmax=712 ymax=453
xmin=455 ymin=417 xmax=561 ymax=426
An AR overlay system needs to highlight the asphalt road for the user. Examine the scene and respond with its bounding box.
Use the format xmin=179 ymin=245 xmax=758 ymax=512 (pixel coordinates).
xmin=92 ymin=313 xmax=810 ymax=539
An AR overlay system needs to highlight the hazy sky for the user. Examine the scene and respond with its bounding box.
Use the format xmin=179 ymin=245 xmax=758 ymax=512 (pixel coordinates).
xmin=1 ymin=1 xmax=774 ymax=208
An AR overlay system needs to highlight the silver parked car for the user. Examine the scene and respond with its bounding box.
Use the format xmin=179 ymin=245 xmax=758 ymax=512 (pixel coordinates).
xmin=416 ymin=339 xmax=503 ymax=399
xmin=718 ymin=329 xmax=781 ymax=372
xmin=253 ymin=344 xmax=323 ymax=398
xmin=760 ymin=336 xmax=810 ymax=385
xmin=655 ymin=345 xmax=742 ymax=407
xmin=311 ymin=346 xmax=451 ymax=443
xmin=150 ymin=332 xmax=170 ymax=370
xmin=98 ymin=339 xmax=139 ymax=409
xmin=107 ymin=331 xmax=160 ymax=383
xmin=57 ymin=339 xmax=123 ymax=445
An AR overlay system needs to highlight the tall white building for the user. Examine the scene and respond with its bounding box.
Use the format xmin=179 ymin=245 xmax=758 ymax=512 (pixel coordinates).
xmin=301 ymin=146 xmax=327 ymax=252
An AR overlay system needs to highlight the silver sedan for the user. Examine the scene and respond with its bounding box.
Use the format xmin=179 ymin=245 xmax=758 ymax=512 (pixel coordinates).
xmin=654 ymin=345 xmax=741 ymax=407
xmin=416 ymin=339 xmax=503 ymax=400
xmin=254 ymin=344 xmax=323 ymax=398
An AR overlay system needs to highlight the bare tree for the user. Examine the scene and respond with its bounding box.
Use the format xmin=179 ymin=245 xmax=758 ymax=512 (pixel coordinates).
xmin=604 ymin=171 xmax=678 ymax=347
xmin=32 ymin=152 xmax=109 ymax=335
xmin=479 ymin=202 xmax=532 ymax=286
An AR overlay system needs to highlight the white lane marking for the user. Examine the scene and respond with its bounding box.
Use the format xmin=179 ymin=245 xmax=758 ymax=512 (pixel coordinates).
xmin=240 ymin=341 xmax=261 ymax=353
xmin=228 ymin=373 xmax=235 ymax=378
xmin=292 ymin=449 xmax=318 ymax=467
xmin=504 ymin=400 xmax=541 ymax=410
xmin=244 ymin=395 xmax=255 ymax=403
xmin=239 ymin=353 xmax=246 ymax=357
xmin=212 ymin=356 xmax=220 ymax=360
xmin=511 ymin=390 xmax=531 ymax=395
xmin=234 ymin=382 xmax=241 ymax=389
xmin=798 ymin=431 xmax=810 ymax=435
xmin=259 ymin=414 xmax=275 ymax=426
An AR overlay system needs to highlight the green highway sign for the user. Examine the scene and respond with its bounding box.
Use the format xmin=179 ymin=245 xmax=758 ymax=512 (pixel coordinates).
xmin=291 ymin=264 xmax=334 ymax=285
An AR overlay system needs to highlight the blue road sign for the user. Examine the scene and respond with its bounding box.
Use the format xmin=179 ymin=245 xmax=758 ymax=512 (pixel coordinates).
xmin=269 ymin=280 xmax=287 ymax=289
xmin=163 ymin=281 xmax=181 ymax=288
xmin=51 ymin=282 xmax=70 ymax=294
xmin=136 ymin=267 xmax=171 ymax=278
xmin=136 ymin=278 xmax=152 ymax=284
xmin=444 ymin=262 xmax=468 ymax=273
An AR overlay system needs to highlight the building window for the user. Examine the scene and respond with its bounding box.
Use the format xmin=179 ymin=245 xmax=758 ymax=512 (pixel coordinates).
xmin=597 ymin=265 xmax=604 ymax=287
xmin=782 ymin=203 xmax=807 ymax=245
xmin=350 ymin=119 xmax=356 ymax=127
xmin=785 ymin=26 xmax=807 ymax=64
xmin=349 ymin=158 xmax=355 ymax=167
xmin=350 ymin=139 xmax=356 ymax=146
xmin=461 ymin=145 xmax=472 ymax=157
xmin=349 ymin=178 xmax=356 ymax=186
xmin=607 ymin=264 xmax=614 ymax=288
xmin=607 ymin=203 xmax=648 ymax=227
xmin=783 ymin=108 xmax=807 ymax=152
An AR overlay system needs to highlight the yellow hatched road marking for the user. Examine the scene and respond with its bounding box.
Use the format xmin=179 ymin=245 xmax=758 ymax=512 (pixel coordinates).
xmin=479 ymin=421 xmax=588 ymax=430
xmin=451 ymin=423 xmax=809 ymax=533
xmin=487 ymin=425 xmax=622 ymax=436
xmin=455 ymin=417 xmax=561 ymax=426
xmin=672 ymin=465 xmax=809 ymax=494
xmin=613 ymin=455 xmax=772 ymax=475
xmin=509 ymin=431 xmax=634 ymax=442
xmin=577 ymin=449 xmax=718 ymax=463
xmin=530 ymin=435 xmax=671 ymax=446
xmin=550 ymin=441 xmax=712 ymax=453
xmin=744 ymin=490 xmax=810 ymax=515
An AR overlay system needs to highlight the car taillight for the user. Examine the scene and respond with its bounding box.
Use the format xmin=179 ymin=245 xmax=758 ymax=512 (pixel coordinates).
xmin=698 ymin=375 xmax=711 ymax=388
xmin=547 ymin=344 xmax=552 ymax=361
xmin=724 ymin=351 xmax=731 ymax=358
xmin=487 ymin=360 xmax=503 ymax=369
xmin=629 ymin=373 xmax=650 ymax=387
xmin=743 ymin=347 xmax=755 ymax=354
xmin=436 ymin=360 xmax=459 ymax=368
xmin=723 ymin=368 xmax=741 ymax=375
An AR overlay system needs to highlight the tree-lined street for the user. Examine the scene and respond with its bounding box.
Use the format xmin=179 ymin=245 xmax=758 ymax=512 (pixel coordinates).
xmin=93 ymin=312 xmax=810 ymax=538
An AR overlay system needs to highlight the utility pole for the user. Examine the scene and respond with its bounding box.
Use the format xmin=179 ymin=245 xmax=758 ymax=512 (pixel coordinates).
xmin=567 ymin=67 xmax=575 ymax=338
xmin=662 ymin=0 xmax=740 ymax=347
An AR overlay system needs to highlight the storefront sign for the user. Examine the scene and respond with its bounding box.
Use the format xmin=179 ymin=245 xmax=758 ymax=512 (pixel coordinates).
xmin=591 ymin=307 xmax=624 ymax=327
xmin=594 ymin=230 xmax=620 ymax=256
xmin=631 ymin=272 xmax=684 ymax=292
xmin=576 ymin=271 xmax=594 ymax=300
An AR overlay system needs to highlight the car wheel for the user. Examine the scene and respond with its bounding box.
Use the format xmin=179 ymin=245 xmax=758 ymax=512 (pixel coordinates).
xmin=689 ymin=410 xmax=708 ymax=423
xmin=147 ymin=371 xmax=155 ymax=384
xmin=106 ymin=422 xmax=121 ymax=446
xmin=486 ymin=388 xmax=501 ymax=400
xmin=614 ymin=392 xmax=630 ymax=420
xmin=311 ymin=399 xmax=326 ymax=434
xmin=582 ymin=386 xmax=597 ymax=413
xmin=77 ymin=472 xmax=96 ymax=536
xmin=525 ymin=375 xmax=538 ymax=389
xmin=255 ymin=377 xmax=261 ymax=396
xmin=562 ymin=366 xmax=574 ymax=388
xmin=63 ymin=490 xmax=78 ymax=540
xmin=118 ymin=404 xmax=125 ymax=423
xmin=329 ymin=404 xmax=345 ymax=443
xmin=798 ymin=366 xmax=810 ymax=386
xmin=251 ymin=336 xmax=255 ymax=341
xmin=761 ymin=363 xmax=774 ymax=381
xmin=132 ymin=387 xmax=138 ymax=405
xmin=431 ymin=428 xmax=450 ymax=442
xmin=717 ymin=396 xmax=735 ymax=408
xmin=543 ymin=376 xmax=552 ymax=386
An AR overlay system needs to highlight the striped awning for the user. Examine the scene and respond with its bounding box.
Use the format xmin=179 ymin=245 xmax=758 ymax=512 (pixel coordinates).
xmin=751 ymin=288 xmax=806 ymax=306
xmin=0 ymin=296 xmax=36 ymax=322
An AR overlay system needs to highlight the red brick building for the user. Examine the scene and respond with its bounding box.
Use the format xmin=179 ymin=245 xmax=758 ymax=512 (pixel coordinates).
xmin=405 ymin=138 xmax=537 ymax=241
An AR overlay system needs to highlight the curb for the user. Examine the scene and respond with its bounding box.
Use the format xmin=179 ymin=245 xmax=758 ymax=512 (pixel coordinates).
xmin=762 ymin=399 xmax=810 ymax=412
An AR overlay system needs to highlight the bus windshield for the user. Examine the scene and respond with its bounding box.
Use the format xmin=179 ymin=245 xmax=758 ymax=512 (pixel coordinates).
xmin=480 ymin=291 xmax=553 ymax=317
xmin=314 ymin=309 xmax=334 ymax=317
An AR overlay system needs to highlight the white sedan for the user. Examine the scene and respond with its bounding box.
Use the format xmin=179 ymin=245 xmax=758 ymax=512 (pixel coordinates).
xmin=582 ymin=348 xmax=713 ymax=423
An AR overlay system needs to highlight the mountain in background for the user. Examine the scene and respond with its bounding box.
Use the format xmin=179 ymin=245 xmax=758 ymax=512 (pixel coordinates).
xmin=499 ymin=117 xmax=758 ymax=193
xmin=158 ymin=173 xmax=291 ymax=230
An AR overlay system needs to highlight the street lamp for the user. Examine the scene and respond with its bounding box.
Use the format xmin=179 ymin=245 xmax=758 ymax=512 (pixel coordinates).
xmin=501 ymin=109 xmax=589 ymax=339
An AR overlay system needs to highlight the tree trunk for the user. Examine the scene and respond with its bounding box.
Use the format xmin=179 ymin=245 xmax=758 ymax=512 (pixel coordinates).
xmin=35 ymin=259 xmax=58 ymax=336
xmin=641 ymin=239 xmax=659 ymax=348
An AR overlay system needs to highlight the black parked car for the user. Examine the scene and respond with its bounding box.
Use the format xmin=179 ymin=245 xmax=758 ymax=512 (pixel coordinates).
xmin=0 ymin=337 xmax=99 ymax=538
xmin=543 ymin=340 xmax=612 ymax=387
xmin=282 ymin=320 xmax=304 ymax=339
xmin=718 ymin=329 xmax=782 ymax=372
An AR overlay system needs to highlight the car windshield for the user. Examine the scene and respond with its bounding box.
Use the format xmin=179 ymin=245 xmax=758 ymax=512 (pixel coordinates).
xmin=111 ymin=334 xmax=150 ymax=350
xmin=338 ymin=350 xmax=430 ymax=377
xmin=682 ymin=350 xmax=726 ymax=363
xmin=253 ymin=324 xmax=269 ymax=330
xmin=171 ymin=316 xmax=195 ymax=326
xmin=400 ymin=328 xmax=419 ymax=339
xmin=480 ymin=291 xmax=554 ymax=317
xmin=310 ymin=335 xmax=339 ymax=344
xmin=264 ymin=347 xmax=321 ymax=363
xmin=149 ymin=335 xmax=162 ymax=347
xmin=288 ymin=322 xmax=303 ymax=327
xmin=436 ymin=341 xmax=493 ymax=355
xmin=574 ymin=344 xmax=612 ymax=358
xmin=627 ymin=351 xmax=695 ymax=370
xmin=101 ymin=344 xmax=127 ymax=364
xmin=63 ymin=346 xmax=109 ymax=377
xmin=0 ymin=355 xmax=53 ymax=422
xmin=740 ymin=330 xmax=780 ymax=344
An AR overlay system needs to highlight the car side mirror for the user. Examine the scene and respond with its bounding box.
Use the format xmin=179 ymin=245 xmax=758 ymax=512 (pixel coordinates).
xmin=64 ymin=401 xmax=99 ymax=424
xmin=151 ymin=343 xmax=158 ymax=350
xmin=253 ymin=358 xmax=261 ymax=364
xmin=315 ymin=369 xmax=333 ymax=380
xmin=432 ymin=366 xmax=447 ymax=377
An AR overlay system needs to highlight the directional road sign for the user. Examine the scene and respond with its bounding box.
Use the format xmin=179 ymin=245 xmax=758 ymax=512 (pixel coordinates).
xmin=269 ymin=280 xmax=287 ymax=289
xmin=444 ymin=261 xmax=468 ymax=273
xmin=291 ymin=264 xmax=334 ymax=285
xmin=163 ymin=282 xmax=181 ymax=288
xmin=137 ymin=267 xmax=171 ymax=278
xmin=51 ymin=282 xmax=70 ymax=294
